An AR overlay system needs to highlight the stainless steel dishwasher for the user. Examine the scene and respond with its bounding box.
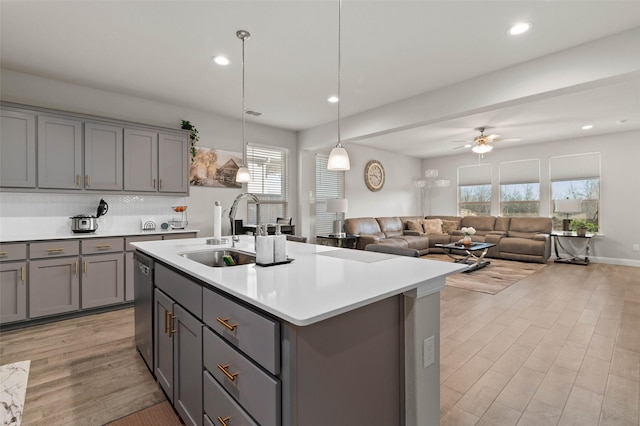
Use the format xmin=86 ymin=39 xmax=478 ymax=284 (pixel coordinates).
xmin=134 ymin=252 xmax=154 ymax=372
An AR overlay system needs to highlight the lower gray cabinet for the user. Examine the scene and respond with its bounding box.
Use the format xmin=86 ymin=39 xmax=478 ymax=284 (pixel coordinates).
xmin=81 ymin=253 xmax=124 ymax=309
xmin=155 ymin=288 xmax=203 ymax=426
xmin=0 ymin=261 xmax=27 ymax=323
xmin=29 ymin=257 xmax=80 ymax=318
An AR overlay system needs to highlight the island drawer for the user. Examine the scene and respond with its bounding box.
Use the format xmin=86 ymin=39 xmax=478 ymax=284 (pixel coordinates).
xmin=155 ymin=263 xmax=202 ymax=319
xmin=203 ymin=328 xmax=280 ymax=426
xmin=203 ymin=287 xmax=280 ymax=375
xmin=0 ymin=243 xmax=27 ymax=262
xmin=82 ymin=237 xmax=124 ymax=254
xmin=30 ymin=240 xmax=79 ymax=259
xmin=203 ymin=370 xmax=259 ymax=426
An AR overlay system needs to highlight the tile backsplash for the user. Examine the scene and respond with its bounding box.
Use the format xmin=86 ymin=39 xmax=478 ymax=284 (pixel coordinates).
xmin=0 ymin=193 xmax=187 ymax=238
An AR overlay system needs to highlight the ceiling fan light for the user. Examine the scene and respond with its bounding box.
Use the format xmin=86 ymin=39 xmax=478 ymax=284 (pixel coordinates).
xmin=472 ymin=144 xmax=493 ymax=154
xmin=235 ymin=165 xmax=251 ymax=183
xmin=327 ymin=146 xmax=351 ymax=170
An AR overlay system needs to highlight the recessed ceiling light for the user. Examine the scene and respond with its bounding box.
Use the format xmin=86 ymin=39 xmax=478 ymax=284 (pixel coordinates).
xmin=327 ymin=96 xmax=339 ymax=103
xmin=509 ymin=22 xmax=532 ymax=35
xmin=213 ymin=56 xmax=230 ymax=66
xmin=582 ymin=124 xmax=594 ymax=130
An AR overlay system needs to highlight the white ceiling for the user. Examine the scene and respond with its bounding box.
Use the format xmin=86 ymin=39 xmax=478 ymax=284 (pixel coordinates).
xmin=1 ymin=1 xmax=640 ymax=158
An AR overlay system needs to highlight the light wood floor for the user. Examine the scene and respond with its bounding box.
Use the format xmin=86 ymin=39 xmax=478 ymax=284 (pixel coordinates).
xmin=0 ymin=308 xmax=165 ymax=426
xmin=0 ymin=262 xmax=637 ymax=425
xmin=440 ymin=262 xmax=640 ymax=425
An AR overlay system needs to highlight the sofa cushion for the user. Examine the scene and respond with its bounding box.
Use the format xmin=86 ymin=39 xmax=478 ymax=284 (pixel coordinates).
xmin=509 ymin=217 xmax=552 ymax=234
xmin=495 ymin=217 xmax=511 ymax=233
xmin=500 ymin=237 xmax=546 ymax=256
xmin=508 ymin=231 xmax=537 ymax=239
xmin=376 ymin=217 xmax=404 ymax=238
xmin=344 ymin=217 xmax=382 ymax=236
xmin=441 ymin=220 xmax=459 ymax=235
xmin=460 ymin=216 xmax=496 ymax=234
xmin=395 ymin=236 xmax=430 ymax=251
xmin=422 ymin=218 xmax=443 ymax=234
xmin=406 ymin=220 xmax=423 ymax=232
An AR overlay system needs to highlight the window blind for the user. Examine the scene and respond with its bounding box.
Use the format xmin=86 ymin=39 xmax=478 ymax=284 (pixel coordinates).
xmin=458 ymin=164 xmax=492 ymax=186
xmin=246 ymin=144 xmax=288 ymax=224
xmin=499 ymin=159 xmax=540 ymax=184
xmin=550 ymin=153 xmax=600 ymax=181
xmin=315 ymin=154 xmax=345 ymax=235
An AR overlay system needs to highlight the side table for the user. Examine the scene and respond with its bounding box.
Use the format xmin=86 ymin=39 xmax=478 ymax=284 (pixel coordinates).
xmin=552 ymin=232 xmax=595 ymax=265
xmin=316 ymin=235 xmax=358 ymax=249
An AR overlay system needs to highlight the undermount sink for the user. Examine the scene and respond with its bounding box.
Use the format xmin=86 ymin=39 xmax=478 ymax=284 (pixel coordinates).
xmin=180 ymin=249 xmax=256 ymax=267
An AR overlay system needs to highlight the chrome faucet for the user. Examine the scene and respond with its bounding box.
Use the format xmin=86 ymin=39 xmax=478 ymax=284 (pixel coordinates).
xmin=229 ymin=192 xmax=261 ymax=246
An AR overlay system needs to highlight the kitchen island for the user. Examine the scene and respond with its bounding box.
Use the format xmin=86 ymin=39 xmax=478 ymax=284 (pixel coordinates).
xmin=133 ymin=235 xmax=466 ymax=426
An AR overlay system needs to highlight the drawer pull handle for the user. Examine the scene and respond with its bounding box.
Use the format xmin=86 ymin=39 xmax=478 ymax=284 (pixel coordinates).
xmin=86 ymin=174 xmax=91 ymax=188
xmin=47 ymin=248 xmax=65 ymax=253
xmin=217 ymin=416 xmax=231 ymax=426
xmin=83 ymin=260 xmax=87 ymax=274
xmin=164 ymin=310 xmax=170 ymax=334
xmin=76 ymin=174 xmax=81 ymax=187
xmin=0 ymin=252 xmax=8 ymax=256
xmin=216 ymin=317 xmax=238 ymax=331
xmin=74 ymin=261 xmax=78 ymax=276
xmin=169 ymin=314 xmax=177 ymax=337
xmin=217 ymin=364 xmax=238 ymax=382
xmin=95 ymin=244 xmax=112 ymax=249
xmin=153 ymin=178 xmax=156 ymax=189
xmin=21 ymin=266 xmax=25 ymax=282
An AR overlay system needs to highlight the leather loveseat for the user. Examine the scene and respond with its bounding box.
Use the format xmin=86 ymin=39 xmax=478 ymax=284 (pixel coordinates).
xmin=343 ymin=215 xmax=552 ymax=263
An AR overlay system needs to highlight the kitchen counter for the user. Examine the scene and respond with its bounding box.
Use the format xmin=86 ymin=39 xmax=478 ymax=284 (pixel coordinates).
xmin=0 ymin=227 xmax=199 ymax=243
xmin=133 ymin=234 xmax=465 ymax=326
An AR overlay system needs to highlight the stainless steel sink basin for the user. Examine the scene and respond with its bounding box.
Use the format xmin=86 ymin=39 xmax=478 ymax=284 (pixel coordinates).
xmin=180 ymin=249 xmax=256 ymax=267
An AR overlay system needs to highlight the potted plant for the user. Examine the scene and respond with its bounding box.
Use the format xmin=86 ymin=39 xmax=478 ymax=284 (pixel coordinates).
xmin=181 ymin=120 xmax=199 ymax=162
xmin=570 ymin=219 xmax=597 ymax=236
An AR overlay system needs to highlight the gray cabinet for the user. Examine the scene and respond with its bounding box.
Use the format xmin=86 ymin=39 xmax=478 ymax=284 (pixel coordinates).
xmin=158 ymin=133 xmax=189 ymax=193
xmin=84 ymin=122 xmax=123 ymax=191
xmin=81 ymin=253 xmax=124 ymax=309
xmin=37 ymin=115 xmax=82 ymax=189
xmin=0 ymin=109 xmax=36 ymax=188
xmin=155 ymin=287 xmax=203 ymax=426
xmin=0 ymin=261 xmax=27 ymax=323
xmin=124 ymin=128 xmax=158 ymax=192
xmin=29 ymin=257 xmax=80 ymax=318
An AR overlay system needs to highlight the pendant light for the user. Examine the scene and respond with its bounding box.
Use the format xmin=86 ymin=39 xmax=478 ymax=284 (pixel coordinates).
xmin=327 ymin=0 xmax=351 ymax=171
xmin=235 ymin=29 xmax=252 ymax=183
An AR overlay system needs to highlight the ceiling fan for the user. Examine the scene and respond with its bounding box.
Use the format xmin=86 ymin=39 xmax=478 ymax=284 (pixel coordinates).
xmin=452 ymin=127 xmax=522 ymax=154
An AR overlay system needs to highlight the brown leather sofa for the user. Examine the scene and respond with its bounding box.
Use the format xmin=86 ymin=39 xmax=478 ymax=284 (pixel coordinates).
xmin=344 ymin=215 xmax=552 ymax=263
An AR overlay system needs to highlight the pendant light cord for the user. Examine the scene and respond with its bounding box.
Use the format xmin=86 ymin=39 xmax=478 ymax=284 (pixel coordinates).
xmin=337 ymin=0 xmax=342 ymax=148
xmin=242 ymin=33 xmax=246 ymax=160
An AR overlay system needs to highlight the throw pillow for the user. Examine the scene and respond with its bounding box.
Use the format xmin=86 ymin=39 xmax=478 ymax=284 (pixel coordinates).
xmin=406 ymin=220 xmax=423 ymax=232
xmin=441 ymin=220 xmax=459 ymax=235
xmin=422 ymin=218 xmax=443 ymax=235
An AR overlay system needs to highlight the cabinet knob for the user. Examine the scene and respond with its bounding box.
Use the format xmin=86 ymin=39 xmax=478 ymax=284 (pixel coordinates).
xmin=216 ymin=317 xmax=238 ymax=331
xmin=216 ymin=416 xmax=231 ymax=426
xmin=216 ymin=364 xmax=238 ymax=382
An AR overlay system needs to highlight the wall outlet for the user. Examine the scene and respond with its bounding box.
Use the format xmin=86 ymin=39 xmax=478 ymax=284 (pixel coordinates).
xmin=423 ymin=336 xmax=435 ymax=368
xmin=633 ymin=244 xmax=640 ymax=252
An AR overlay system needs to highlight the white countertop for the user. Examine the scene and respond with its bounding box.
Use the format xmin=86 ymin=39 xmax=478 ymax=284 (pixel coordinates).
xmin=133 ymin=235 xmax=467 ymax=326
xmin=0 ymin=228 xmax=199 ymax=243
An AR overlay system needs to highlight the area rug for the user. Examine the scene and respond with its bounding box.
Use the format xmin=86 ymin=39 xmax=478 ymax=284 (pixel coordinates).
xmin=104 ymin=401 xmax=182 ymax=426
xmin=423 ymin=254 xmax=548 ymax=295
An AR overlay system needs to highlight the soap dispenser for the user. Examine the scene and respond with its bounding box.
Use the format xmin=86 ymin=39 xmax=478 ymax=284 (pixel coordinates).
xmin=274 ymin=224 xmax=287 ymax=263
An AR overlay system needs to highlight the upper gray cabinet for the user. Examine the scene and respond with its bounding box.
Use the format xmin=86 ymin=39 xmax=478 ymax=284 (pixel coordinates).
xmin=0 ymin=109 xmax=36 ymax=188
xmin=159 ymin=133 xmax=189 ymax=193
xmin=124 ymin=128 xmax=158 ymax=192
xmin=38 ymin=115 xmax=83 ymax=190
xmin=84 ymin=122 xmax=123 ymax=191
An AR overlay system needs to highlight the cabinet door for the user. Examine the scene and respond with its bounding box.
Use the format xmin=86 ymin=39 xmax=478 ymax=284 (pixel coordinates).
xmin=173 ymin=303 xmax=203 ymax=426
xmin=85 ymin=122 xmax=123 ymax=191
xmin=29 ymin=257 xmax=80 ymax=318
xmin=158 ymin=133 xmax=189 ymax=194
xmin=81 ymin=253 xmax=124 ymax=309
xmin=37 ymin=115 xmax=82 ymax=189
xmin=0 ymin=109 xmax=36 ymax=188
xmin=155 ymin=288 xmax=174 ymax=403
xmin=124 ymin=128 xmax=157 ymax=192
xmin=0 ymin=261 xmax=27 ymax=323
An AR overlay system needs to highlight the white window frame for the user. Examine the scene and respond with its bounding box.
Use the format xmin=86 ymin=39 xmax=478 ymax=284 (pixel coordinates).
xmin=246 ymin=144 xmax=289 ymax=224
xmin=315 ymin=154 xmax=345 ymax=235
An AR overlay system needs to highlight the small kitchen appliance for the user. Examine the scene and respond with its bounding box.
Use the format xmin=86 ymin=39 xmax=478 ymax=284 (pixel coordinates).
xmin=70 ymin=198 xmax=109 ymax=233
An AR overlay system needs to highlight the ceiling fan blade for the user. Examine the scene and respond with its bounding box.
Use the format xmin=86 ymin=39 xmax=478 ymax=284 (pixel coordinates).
xmin=451 ymin=144 xmax=469 ymax=150
xmin=492 ymin=137 xmax=522 ymax=143
xmin=485 ymin=134 xmax=501 ymax=140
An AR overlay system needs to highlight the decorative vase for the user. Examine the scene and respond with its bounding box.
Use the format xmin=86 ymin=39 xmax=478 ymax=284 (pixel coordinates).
xmin=576 ymin=227 xmax=587 ymax=237
xmin=462 ymin=235 xmax=473 ymax=246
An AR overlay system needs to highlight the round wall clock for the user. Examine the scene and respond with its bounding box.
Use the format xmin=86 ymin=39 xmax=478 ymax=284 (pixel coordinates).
xmin=364 ymin=160 xmax=385 ymax=192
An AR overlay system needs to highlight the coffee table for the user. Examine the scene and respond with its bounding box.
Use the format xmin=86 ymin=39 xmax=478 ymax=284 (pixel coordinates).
xmin=434 ymin=242 xmax=496 ymax=273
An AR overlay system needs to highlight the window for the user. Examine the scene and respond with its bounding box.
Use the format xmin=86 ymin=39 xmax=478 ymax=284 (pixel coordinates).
xmin=458 ymin=164 xmax=492 ymax=216
xmin=550 ymin=153 xmax=600 ymax=231
xmin=499 ymin=159 xmax=540 ymax=216
xmin=246 ymin=144 xmax=288 ymax=224
xmin=315 ymin=154 xmax=345 ymax=235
